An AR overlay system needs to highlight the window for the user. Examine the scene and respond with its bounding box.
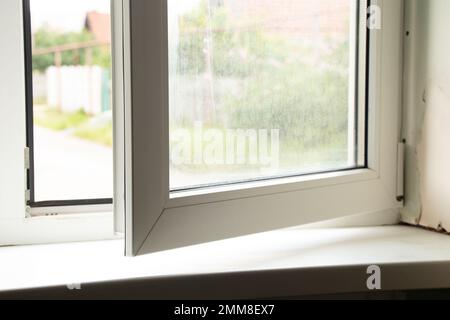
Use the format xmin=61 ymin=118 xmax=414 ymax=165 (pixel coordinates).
xmin=23 ymin=0 xmax=114 ymax=208
xmin=169 ymin=0 xmax=365 ymax=191
xmin=0 ymin=0 xmax=123 ymax=246
xmin=121 ymin=0 xmax=404 ymax=256
xmin=0 ymin=0 xmax=403 ymax=253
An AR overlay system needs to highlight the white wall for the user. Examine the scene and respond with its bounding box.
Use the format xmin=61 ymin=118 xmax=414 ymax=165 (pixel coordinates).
xmin=0 ymin=0 xmax=27 ymax=221
xmin=402 ymin=0 xmax=450 ymax=230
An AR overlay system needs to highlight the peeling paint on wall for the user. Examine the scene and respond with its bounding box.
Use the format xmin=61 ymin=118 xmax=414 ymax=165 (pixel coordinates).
xmin=401 ymin=0 xmax=450 ymax=232
xmin=417 ymin=84 xmax=450 ymax=232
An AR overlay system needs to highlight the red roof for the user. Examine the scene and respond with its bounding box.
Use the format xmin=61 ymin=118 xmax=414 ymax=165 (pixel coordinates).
xmin=224 ymin=0 xmax=350 ymax=40
xmin=85 ymin=11 xmax=111 ymax=44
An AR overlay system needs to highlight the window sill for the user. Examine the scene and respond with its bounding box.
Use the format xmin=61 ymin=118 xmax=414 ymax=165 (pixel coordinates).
xmin=0 ymin=212 xmax=118 ymax=247
xmin=1 ymin=225 xmax=450 ymax=299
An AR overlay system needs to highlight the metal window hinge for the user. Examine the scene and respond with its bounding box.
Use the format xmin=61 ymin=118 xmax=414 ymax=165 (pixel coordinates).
xmin=24 ymin=147 xmax=31 ymax=207
xmin=396 ymin=140 xmax=406 ymax=202
xmin=24 ymin=147 xmax=30 ymax=170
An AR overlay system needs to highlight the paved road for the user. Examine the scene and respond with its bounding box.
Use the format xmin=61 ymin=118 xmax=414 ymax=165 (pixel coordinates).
xmin=32 ymin=127 xmax=279 ymax=201
xmin=33 ymin=126 xmax=113 ymax=201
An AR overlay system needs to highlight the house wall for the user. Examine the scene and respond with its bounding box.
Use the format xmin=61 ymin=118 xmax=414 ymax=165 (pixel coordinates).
xmin=402 ymin=0 xmax=450 ymax=231
xmin=224 ymin=0 xmax=350 ymax=40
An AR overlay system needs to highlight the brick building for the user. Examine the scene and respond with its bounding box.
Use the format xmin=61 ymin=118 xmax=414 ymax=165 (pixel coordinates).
xmin=221 ymin=0 xmax=351 ymax=41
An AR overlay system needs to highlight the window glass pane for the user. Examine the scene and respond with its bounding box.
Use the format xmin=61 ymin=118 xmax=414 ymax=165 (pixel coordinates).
xmin=29 ymin=0 xmax=113 ymax=201
xmin=169 ymin=0 xmax=359 ymax=190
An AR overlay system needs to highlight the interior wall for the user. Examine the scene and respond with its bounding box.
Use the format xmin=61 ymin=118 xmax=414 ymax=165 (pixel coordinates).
xmin=0 ymin=0 xmax=27 ymax=221
xmin=402 ymin=0 xmax=450 ymax=231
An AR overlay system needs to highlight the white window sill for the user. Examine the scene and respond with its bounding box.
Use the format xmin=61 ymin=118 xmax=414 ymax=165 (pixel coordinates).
xmin=1 ymin=225 xmax=450 ymax=298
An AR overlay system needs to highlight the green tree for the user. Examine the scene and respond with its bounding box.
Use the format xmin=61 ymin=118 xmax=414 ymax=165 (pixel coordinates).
xmin=175 ymin=1 xmax=350 ymax=164
xmin=32 ymin=26 xmax=111 ymax=72
xmin=177 ymin=0 xmax=285 ymax=77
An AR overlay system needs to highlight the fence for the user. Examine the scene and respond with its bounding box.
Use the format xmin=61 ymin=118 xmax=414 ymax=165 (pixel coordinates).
xmin=46 ymin=66 xmax=111 ymax=115
xmin=32 ymin=72 xmax=47 ymax=102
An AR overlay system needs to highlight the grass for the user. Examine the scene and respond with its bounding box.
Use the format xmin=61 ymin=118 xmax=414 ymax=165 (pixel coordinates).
xmin=169 ymin=125 xmax=349 ymax=175
xmin=34 ymin=107 xmax=89 ymax=131
xmin=74 ymin=122 xmax=113 ymax=147
xmin=33 ymin=105 xmax=113 ymax=146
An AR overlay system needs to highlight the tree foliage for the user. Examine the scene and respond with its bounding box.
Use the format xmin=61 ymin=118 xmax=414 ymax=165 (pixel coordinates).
xmin=176 ymin=0 xmax=349 ymax=152
xmin=32 ymin=27 xmax=111 ymax=72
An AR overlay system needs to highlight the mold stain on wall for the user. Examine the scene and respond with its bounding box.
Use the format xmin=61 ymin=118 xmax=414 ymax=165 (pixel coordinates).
xmin=401 ymin=0 xmax=450 ymax=232
xmin=417 ymin=84 xmax=450 ymax=232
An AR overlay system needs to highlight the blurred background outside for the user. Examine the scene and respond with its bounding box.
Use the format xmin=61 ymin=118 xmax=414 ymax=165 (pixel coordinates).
xmin=168 ymin=0 xmax=354 ymax=189
xmin=30 ymin=0 xmax=355 ymax=199
xmin=30 ymin=0 xmax=113 ymax=201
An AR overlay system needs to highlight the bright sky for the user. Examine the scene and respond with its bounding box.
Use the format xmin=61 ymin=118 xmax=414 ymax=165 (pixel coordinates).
xmin=30 ymin=0 xmax=202 ymax=33
xmin=30 ymin=0 xmax=110 ymax=32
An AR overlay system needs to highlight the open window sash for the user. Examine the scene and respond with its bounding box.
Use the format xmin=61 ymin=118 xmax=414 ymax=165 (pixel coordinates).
xmin=117 ymin=0 xmax=403 ymax=256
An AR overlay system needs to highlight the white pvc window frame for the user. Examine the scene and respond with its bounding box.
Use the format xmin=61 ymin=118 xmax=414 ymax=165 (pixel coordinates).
xmin=0 ymin=0 xmax=124 ymax=246
xmin=121 ymin=0 xmax=404 ymax=256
